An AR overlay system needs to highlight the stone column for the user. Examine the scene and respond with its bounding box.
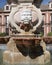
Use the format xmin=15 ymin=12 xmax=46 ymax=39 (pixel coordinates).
xmin=2 ymin=14 xmax=6 ymax=33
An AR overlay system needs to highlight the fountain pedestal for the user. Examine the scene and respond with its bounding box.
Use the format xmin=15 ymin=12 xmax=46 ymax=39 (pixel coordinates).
xmin=3 ymin=1 xmax=50 ymax=64
xmin=3 ymin=36 xmax=50 ymax=64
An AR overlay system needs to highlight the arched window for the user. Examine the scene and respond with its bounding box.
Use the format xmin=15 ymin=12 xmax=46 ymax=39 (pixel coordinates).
xmin=4 ymin=4 xmax=11 ymax=11
xmin=6 ymin=6 xmax=9 ymax=10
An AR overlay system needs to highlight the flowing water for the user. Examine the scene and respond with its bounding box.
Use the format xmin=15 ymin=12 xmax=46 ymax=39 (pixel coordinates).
xmin=0 ymin=44 xmax=52 ymax=65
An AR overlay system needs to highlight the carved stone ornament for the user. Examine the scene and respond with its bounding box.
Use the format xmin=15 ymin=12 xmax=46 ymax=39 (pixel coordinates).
xmin=8 ymin=3 xmax=42 ymax=33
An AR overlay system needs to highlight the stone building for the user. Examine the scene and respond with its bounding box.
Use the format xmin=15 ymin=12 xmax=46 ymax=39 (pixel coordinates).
xmin=0 ymin=4 xmax=10 ymax=34
xmin=40 ymin=1 xmax=52 ymax=36
xmin=0 ymin=0 xmax=52 ymax=36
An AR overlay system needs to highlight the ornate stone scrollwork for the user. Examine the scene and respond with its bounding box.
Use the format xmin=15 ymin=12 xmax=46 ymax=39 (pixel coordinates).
xmin=8 ymin=4 xmax=42 ymax=34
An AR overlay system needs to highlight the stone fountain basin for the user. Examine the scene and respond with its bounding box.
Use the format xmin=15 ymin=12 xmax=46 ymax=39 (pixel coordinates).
xmin=12 ymin=36 xmax=43 ymax=59
xmin=3 ymin=36 xmax=50 ymax=64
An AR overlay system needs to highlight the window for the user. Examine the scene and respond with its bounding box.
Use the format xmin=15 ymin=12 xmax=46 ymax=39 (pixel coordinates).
xmin=49 ymin=2 xmax=52 ymax=9
xmin=50 ymin=14 xmax=52 ymax=25
xmin=51 ymin=4 xmax=52 ymax=8
xmin=0 ymin=16 xmax=2 ymax=32
xmin=0 ymin=16 xmax=2 ymax=25
xmin=42 ymin=14 xmax=45 ymax=21
xmin=6 ymin=6 xmax=9 ymax=10
xmin=50 ymin=14 xmax=52 ymax=31
xmin=50 ymin=14 xmax=52 ymax=22
xmin=5 ymin=16 xmax=9 ymax=35
xmin=4 ymin=4 xmax=11 ymax=11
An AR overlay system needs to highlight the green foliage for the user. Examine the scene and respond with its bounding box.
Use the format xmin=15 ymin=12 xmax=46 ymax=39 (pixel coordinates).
xmin=40 ymin=32 xmax=44 ymax=37
xmin=0 ymin=33 xmax=6 ymax=37
xmin=48 ymin=32 xmax=52 ymax=36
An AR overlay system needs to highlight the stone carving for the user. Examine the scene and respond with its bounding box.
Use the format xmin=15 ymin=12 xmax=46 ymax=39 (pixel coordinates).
xmin=8 ymin=3 xmax=42 ymax=34
xmin=3 ymin=38 xmax=50 ymax=64
xmin=3 ymin=0 xmax=50 ymax=65
xmin=21 ymin=9 xmax=32 ymax=23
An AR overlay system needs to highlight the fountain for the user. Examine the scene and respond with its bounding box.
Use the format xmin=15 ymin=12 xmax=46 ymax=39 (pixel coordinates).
xmin=3 ymin=0 xmax=50 ymax=64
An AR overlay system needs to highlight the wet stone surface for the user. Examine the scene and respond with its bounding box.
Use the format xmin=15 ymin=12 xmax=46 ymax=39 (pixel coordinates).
xmin=0 ymin=44 xmax=52 ymax=65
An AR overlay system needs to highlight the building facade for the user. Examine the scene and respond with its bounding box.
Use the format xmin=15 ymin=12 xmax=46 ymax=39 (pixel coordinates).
xmin=0 ymin=1 xmax=52 ymax=36
xmin=40 ymin=1 xmax=52 ymax=36
xmin=0 ymin=4 xmax=10 ymax=34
